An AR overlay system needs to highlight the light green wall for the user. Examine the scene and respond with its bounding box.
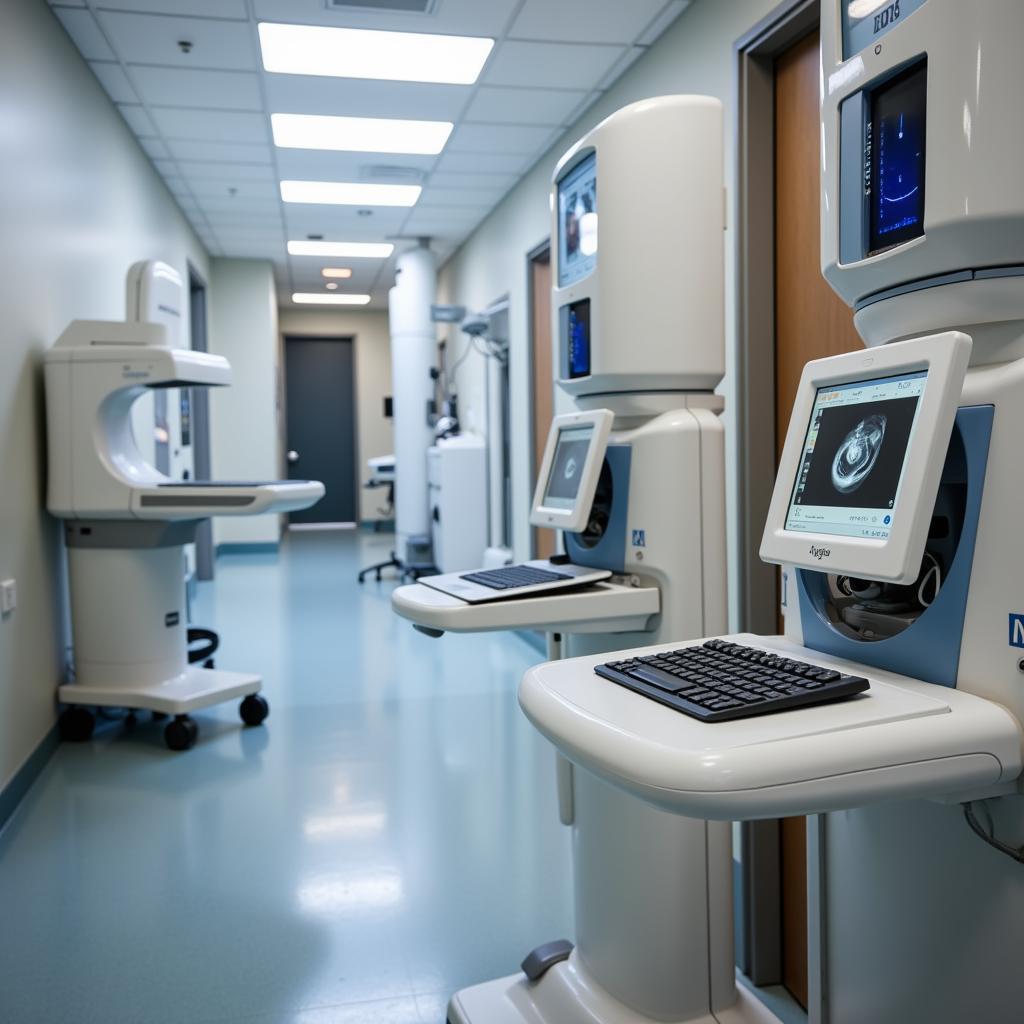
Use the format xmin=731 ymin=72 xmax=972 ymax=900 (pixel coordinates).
xmin=0 ymin=0 xmax=210 ymax=790
xmin=438 ymin=0 xmax=781 ymax=629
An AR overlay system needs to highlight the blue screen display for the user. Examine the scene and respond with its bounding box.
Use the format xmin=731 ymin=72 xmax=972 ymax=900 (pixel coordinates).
xmin=567 ymin=299 xmax=590 ymax=379
xmin=868 ymin=63 xmax=926 ymax=253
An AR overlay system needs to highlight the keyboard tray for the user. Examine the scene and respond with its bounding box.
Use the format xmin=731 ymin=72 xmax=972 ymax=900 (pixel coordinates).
xmin=519 ymin=633 xmax=1023 ymax=820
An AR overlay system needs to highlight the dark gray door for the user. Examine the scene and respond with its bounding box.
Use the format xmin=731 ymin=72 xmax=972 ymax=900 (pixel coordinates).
xmin=189 ymin=268 xmax=215 ymax=580
xmin=285 ymin=336 xmax=357 ymax=524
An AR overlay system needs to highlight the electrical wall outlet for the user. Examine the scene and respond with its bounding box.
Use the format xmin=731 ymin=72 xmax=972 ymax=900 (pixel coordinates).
xmin=1 ymin=579 xmax=16 ymax=615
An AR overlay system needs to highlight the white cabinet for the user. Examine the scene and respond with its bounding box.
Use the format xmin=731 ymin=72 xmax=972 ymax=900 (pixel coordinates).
xmin=428 ymin=435 xmax=487 ymax=573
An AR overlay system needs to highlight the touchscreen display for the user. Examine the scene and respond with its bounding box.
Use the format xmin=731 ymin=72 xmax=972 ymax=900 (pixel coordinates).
xmin=868 ymin=62 xmax=926 ymax=253
xmin=543 ymin=426 xmax=593 ymax=509
xmin=558 ymin=153 xmax=597 ymax=288
xmin=786 ymin=371 xmax=927 ymax=539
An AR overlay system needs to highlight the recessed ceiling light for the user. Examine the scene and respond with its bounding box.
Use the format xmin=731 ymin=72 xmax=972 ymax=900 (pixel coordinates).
xmin=288 ymin=241 xmax=394 ymax=258
xmin=271 ymin=113 xmax=452 ymax=156
xmin=293 ymin=293 xmax=372 ymax=305
xmin=280 ymin=180 xmax=421 ymax=207
xmin=258 ymin=23 xmax=493 ymax=85
xmin=322 ymin=268 xmax=353 ymax=279
xmin=325 ymin=282 xmax=338 ymax=290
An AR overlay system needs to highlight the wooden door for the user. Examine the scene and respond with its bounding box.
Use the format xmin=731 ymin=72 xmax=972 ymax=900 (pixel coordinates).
xmin=530 ymin=249 xmax=556 ymax=559
xmin=773 ymin=27 xmax=863 ymax=1009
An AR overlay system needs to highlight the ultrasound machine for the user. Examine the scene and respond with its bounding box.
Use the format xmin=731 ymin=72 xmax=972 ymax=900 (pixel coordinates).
xmin=482 ymin=3 xmax=1024 ymax=1022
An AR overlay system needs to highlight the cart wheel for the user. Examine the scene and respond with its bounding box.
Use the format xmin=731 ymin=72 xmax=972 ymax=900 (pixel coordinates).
xmin=164 ymin=715 xmax=198 ymax=751
xmin=59 ymin=706 xmax=95 ymax=742
xmin=239 ymin=694 xmax=269 ymax=726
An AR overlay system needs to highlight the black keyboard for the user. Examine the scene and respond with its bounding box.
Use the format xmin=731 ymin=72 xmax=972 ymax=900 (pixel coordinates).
xmin=595 ymin=639 xmax=869 ymax=722
xmin=460 ymin=565 xmax=572 ymax=591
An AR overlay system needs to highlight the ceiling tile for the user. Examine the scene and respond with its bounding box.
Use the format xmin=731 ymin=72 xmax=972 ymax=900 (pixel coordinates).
xmin=596 ymin=46 xmax=647 ymax=91
xmin=130 ymin=66 xmax=263 ymax=111
xmin=117 ymin=103 xmax=158 ymax=136
xmin=284 ymin=206 xmax=409 ymax=236
xmin=417 ymin=186 xmax=505 ymax=208
xmin=432 ymin=150 xmax=528 ymax=176
xmin=177 ymin=161 xmax=275 ymax=182
xmin=139 ymin=137 xmax=171 ymax=159
xmin=54 ymin=8 xmax=115 ymax=60
xmin=95 ymin=12 xmax=257 ymax=71
xmin=274 ymin=149 xmax=435 ymax=182
xmin=264 ymin=75 xmax=470 ymax=122
xmin=166 ymin=138 xmax=272 ymax=162
xmin=89 ymin=61 xmax=138 ymax=103
xmin=447 ymin=122 xmax=555 ymax=154
xmin=186 ymin=179 xmax=278 ymax=201
xmin=637 ymin=1 xmax=691 ymax=45
xmin=508 ymin=0 xmax=672 ymax=45
xmin=483 ymin=40 xmax=626 ymax=90
xmin=428 ymin=171 xmax=516 ymax=190
xmin=464 ymin=86 xmax=588 ymax=126
xmin=150 ymin=108 xmax=267 ymax=143
xmin=252 ymin=0 xmax=519 ymax=37
xmin=91 ymin=0 xmax=248 ymax=16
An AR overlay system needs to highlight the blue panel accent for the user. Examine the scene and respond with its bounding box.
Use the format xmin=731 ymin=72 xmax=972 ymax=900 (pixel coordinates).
xmin=1009 ymin=615 xmax=1024 ymax=649
xmin=564 ymin=444 xmax=631 ymax=574
xmin=839 ymin=93 xmax=867 ymax=266
xmin=796 ymin=406 xmax=993 ymax=688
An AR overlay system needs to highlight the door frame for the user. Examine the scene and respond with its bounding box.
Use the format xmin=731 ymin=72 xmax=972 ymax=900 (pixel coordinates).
xmin=734 ymin=2 xmax=826 ymax=1020
xmin=282 ymin=334 xmax=361 ymax=526
xmin=526 ymin=237 xmax=552 ymax=559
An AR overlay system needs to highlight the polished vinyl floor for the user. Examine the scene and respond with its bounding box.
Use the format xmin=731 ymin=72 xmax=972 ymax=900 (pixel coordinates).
xmin=0 ymin=531 xmax=573 ymax=1024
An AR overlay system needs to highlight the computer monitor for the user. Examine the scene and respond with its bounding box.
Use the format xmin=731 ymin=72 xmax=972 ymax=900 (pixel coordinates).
xmin=530 ymin=409 xmax=613 ymax=533
xmin=557 ymin=151 xmax=597 ymax=290
xmin=761 ymin=331 xmax=971 ymax=584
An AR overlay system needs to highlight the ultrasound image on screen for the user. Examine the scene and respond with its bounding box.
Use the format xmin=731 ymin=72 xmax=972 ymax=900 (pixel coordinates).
xmin=796 ymin=396 xmax=919 ymax=510
xmin=545 ymin=434 xmax=590 ymax=502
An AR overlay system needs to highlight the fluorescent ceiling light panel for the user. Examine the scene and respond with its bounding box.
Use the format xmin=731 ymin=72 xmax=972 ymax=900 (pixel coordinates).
xmin=271 ymin=113 xmax=452 ymax=156
xmin=288 ymin=241 xmax=393 ymax=258
xmin=258 ymin=23 xmax=493 ymax=86
xmin=321 ymin=268 xmax=353 ymax=279
xmin=292 ymin=293 xmax=372 ymax=305
xmin=280 ymin=180 xmax=421 ymax=207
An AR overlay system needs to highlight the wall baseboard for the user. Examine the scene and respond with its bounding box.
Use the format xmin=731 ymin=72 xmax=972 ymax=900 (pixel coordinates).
xmin=215 ymin=542 xmax=280 ymax=557
xmin=0 ymin=723 xmax=59 ymax=834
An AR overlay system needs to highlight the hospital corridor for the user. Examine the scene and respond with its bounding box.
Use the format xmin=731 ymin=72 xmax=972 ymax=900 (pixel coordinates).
xmin=2 ymin=1 xmax=1024 ymax=1022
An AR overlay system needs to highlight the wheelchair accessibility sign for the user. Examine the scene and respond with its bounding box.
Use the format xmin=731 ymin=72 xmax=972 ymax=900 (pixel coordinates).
xmin=1009 ymin=613 xmax=1024 ymax=648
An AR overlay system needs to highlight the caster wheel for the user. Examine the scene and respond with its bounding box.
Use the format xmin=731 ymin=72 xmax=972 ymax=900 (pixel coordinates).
xmin=203 ymin=658 xmax=216 ymax=669
xmin=239 ymin=694 xmax=269 ymax=726
xmin=164 ymin=715 xmax=198 ymax=751
xmin=59 ymin=706 xmax=95 ymax=742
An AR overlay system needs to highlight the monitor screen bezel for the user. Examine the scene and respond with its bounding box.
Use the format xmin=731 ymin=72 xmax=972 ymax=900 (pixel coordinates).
xmin=760 ymin=331 xmax=971 ymax=584
xmin=530 ymin=408 xmax=614 ymax=533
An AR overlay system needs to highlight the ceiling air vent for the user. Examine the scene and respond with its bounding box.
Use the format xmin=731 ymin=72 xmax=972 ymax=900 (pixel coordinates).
xmin=325 ymin=0 xmax=439 ymax=13
xmin=360 ymin=164 xmax=427 ymax=183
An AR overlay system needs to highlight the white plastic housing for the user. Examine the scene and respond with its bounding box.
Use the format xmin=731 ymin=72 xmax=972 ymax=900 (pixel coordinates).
xmin=428 ymin=434 xmax=487 ymax=573
xmin=389 ymin=245 xmax=437 ymax=561
xmin=45 ymin=320 xmax=323 ymax=520
xmin=820 ymin=1 xmax=1024 ymax=354
xmin=551 ymin=95 xmax=725 ymax=396
xmin=761 ymin=331 xmax=971 ymax=584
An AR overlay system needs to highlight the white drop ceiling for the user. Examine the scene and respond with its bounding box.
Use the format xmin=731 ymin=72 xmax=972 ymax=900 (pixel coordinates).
xmin=51 ymin=0 xmax=691 ymax=309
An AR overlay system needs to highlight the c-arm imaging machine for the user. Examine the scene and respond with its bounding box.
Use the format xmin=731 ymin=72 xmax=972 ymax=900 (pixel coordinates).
xmin=47 ymin=263 xmax=323 ymax=751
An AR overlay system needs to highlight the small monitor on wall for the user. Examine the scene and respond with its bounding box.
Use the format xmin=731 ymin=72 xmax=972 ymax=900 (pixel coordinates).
xmin=761 ymin=332 xmax=971 ymax=584
xmin=557 ymin=152 xmax=597 ymax=289
xmin=530 ymin=409 xmax=613 ymax=534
